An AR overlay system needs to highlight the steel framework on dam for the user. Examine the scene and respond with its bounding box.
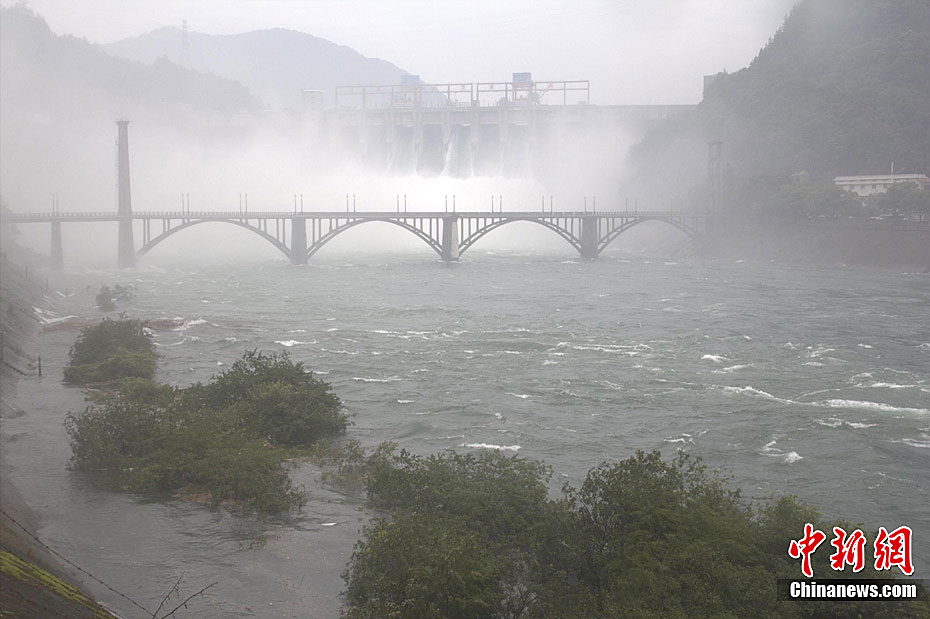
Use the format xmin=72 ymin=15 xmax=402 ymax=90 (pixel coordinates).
xmin=2 ymin=208 xmax=714 ymax=268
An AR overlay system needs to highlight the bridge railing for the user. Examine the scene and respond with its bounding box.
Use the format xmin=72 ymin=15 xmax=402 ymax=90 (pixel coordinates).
xmin=2 ymin=210 xmax=717 ymax=221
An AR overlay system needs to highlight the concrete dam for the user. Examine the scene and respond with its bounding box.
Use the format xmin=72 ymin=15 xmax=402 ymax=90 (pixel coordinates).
xmin=301 ymin=76 xmax=695 ymax=177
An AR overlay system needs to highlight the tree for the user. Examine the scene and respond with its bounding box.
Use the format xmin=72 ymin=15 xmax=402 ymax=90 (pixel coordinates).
xmin=869 ymin=181 xmax=930 ymax=219
xmin=804 ymin=185 xmax=864 ymax=218
xmin=728 ymin=174 xmax=865 ymax=220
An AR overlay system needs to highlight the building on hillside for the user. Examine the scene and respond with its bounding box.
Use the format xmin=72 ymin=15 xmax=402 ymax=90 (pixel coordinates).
xmin=834 ymin=173 xmax=930 ymax=196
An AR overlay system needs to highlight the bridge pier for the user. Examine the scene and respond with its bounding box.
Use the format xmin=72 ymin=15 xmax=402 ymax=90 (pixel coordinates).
xmin=579 ymin=215 xmax=599 ymax=260
xmin=117 ymin=219 xmax=135 ymax=269
xmin=50 ymin=221 xmax=63 ymax=270
xmin=290 ymin=217 xmax=308 ymax=264
xmin=441 ymin=216 xmax=459 ymax=261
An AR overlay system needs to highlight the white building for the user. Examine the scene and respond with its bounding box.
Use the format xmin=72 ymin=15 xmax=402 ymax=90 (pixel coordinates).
xmin=834 ymin=173 xmax=930 ymax=197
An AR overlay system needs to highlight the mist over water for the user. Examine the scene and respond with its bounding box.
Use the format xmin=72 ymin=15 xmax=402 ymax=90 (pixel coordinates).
xmin=9 ymin=112 xmax=640 ymax=266
xmin=5 ymin=253 xmax=928 ymax=617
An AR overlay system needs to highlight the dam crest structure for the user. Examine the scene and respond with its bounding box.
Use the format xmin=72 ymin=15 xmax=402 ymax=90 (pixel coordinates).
xmin=305 ymin=77 xmax=696 ymax=177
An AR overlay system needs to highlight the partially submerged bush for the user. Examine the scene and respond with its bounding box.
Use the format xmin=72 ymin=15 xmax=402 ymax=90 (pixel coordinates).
xmin=66 ymin=351 xmax=348 ymax=513
xmin=343 ymin=448 xmax=930 ymax=619
xmin=62 ymin=347 xmax=157 ymax=384
xmin=63 ymin=319 xmax=156 ymax=384
xmin=345 ymin=513 xmax=504 ymax=619
xmin=95 ymin=283 xmax=133 ymax=311
xmin=364 ymin=449 xmax=552 ymax=546
xmin=187 ymin=350 xmax=346 ymax=445
xmin=312 ymin=439 xmax=398 ymax=488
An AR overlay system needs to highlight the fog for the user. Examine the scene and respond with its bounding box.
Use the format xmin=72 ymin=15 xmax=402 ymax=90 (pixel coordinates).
xmin=18 ymin=0 xmax=797 ymax=103
xmin=3 ymin=110 xmax=641 ymax=264
xmin=0 ymin=1 xmax=798 ymax=267
xmin=5 ymin=5 xmax=930 ymax=618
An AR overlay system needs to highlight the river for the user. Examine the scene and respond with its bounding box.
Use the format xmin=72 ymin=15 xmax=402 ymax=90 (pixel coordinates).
xmin=3 ymin=249 xmax=928 ymax=617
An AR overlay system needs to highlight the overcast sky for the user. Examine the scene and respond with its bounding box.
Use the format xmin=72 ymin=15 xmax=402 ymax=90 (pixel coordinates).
xmin=10 ymin=0 xmax=798 ymax=104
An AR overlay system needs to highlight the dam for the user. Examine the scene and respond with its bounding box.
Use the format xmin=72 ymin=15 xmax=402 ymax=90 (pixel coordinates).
xmin=301 ymin=74 xmax=695 ymax=177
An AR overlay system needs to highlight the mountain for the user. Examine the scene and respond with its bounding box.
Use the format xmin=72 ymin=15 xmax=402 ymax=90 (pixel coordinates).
xmin=0 ymin=6 xmax=261 ymax=123
xmin=104 ymin=27 xmax=411 ymax=110
xmin=628 ymin=0 xmax=930 ymax=204
xmin=0 ymin=6 xmax=264 ymax=217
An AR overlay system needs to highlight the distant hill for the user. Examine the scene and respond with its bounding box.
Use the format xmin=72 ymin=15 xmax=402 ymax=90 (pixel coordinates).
xmin=0 ymin=6 xmax=264 ymax=216
xmin=104 ymin=26 xmax=411 ymax=110
xmin=628 ymin=0 xmax=930 ymax=204
xmin=0 ymin=6 xmax=261 ymax=123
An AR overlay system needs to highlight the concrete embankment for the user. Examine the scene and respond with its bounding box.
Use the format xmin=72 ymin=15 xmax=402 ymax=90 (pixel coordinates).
xmin=0 ymin=252 xmax=119 ymax=618
xmin=703 ymin=220 xmax=930 ymax=270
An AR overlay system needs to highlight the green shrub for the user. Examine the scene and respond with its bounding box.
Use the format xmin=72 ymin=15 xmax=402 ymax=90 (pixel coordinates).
xmin=193 ymin=350 xmax=347 ymax=445
xmin=314 ymin=439 xmax=398 ymax=488
xmin=65 ymin=387 xmax=168 ymax=475
xmin=233 ymin=379 xmax=345 ymax=445
xmin=95 ymin=284 xmax=133 ymax=311
xmin=345 ymin=449 xmax=557 ymax=619
xmin=63 ymin=347 xmax=157 ymax=384
xmin=344 ymin=514 xmax=503 ymax=619
xmin=65 ymin=350 xmax=347 ymax=513
xmin=64 ymin=319 xmax=156 ymax=384
xmin=95 ymin=286 xmax=116 ymax=311
xmin=365 ymin=449 xmax=551 ymax=547
xmin=343 ymin=448 xmax=930 ymax=619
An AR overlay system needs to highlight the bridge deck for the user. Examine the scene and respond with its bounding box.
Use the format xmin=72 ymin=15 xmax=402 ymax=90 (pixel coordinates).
xmin=2 ymin=210 xmax=709 ymax=223
xmin=2 ymin=209 xmax=717 ymax=266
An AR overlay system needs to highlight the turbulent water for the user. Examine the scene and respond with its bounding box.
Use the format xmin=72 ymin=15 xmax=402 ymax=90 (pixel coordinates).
xmin=4 ymin=250 xmax=929 ymax=617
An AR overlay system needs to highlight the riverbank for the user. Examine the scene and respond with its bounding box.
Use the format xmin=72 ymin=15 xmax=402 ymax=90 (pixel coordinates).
xmin=703 ymin=219 xmax=930 ymax=270
xmin=0 ymin=252 xmax=120 ymax=618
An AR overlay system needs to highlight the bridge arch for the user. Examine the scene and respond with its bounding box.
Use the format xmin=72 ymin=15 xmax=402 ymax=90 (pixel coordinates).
xmin=305 ymin=218 xmax=443 ymax=260
xmin=137 ymin=219 xmax=292 ymax=261
xmin=598 ymin=216 xmax=698 ymax=254
xmin=458 ymin=217 xmax=582 ymax=256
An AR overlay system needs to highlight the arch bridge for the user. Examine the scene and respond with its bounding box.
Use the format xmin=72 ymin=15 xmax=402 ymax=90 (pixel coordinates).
xmin=2 ymin=209 xmax=714 ymax=269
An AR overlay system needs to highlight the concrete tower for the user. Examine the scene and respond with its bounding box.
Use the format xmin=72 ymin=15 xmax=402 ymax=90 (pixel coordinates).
xmin=707 ymin=141 xmax=723 ymax=213
xmin=116 ymin=120 xmax=136 ymax=268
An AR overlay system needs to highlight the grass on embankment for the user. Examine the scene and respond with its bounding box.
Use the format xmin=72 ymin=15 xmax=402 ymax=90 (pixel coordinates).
xmin=0 ymin=549 xmax=116 ymax=618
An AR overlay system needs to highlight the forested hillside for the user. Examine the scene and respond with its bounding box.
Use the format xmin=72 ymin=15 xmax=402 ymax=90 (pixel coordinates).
xmin=628 ymin=0 xmax=930 ymax=207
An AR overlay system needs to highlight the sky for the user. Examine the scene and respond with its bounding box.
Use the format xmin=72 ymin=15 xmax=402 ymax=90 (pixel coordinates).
xmin=8 ymin=0 xmax=798 ymax=104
